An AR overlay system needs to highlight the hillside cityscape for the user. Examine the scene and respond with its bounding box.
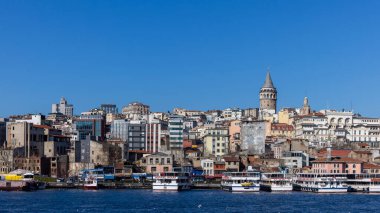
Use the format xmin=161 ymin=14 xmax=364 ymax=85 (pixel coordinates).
xmin=1 ymin=71 xmax=379 ymax=188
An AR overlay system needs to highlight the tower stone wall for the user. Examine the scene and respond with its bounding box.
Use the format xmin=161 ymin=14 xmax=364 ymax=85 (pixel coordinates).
xmin=259 ymin=72 xmax=277 ymax=113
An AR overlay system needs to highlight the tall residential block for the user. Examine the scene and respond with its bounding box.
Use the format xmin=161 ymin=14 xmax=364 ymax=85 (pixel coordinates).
xmin=52 ymin=97 xmax=74 ymax=117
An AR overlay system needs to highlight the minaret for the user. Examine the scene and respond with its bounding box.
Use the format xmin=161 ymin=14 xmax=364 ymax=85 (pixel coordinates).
xmin=259 ymin=71 xmax=277 ymax=113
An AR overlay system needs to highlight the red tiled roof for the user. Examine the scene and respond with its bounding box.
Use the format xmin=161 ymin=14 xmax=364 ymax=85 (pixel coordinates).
xmin=313 ymin=157 xmax=363 ymax=164
xmin=33 ymin=125 xmax=53 ymax=129
xmin=223 ymin=157 xmax=239 ymax=162
xmin=353 ymin=150 xmax=372 ymax=155
xmin=271 ymin=123 xmax=294 ymax=131
xmin=363 ymin=163 xmax=380 ymax=169
xmin=317 ymin=149 xmax=352 ymax=158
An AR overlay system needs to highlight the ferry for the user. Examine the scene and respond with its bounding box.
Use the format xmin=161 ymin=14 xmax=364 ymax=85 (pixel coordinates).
xmin=293 ymin=173 xmax=348 ymax=193
xmin=153 ymin=172 xmax=191 ymax=191
xmin=0 ymin=170 xmax=38 ymax=191
xmin=83 ymin=175 xmax=98 ymax=190
xmin=260 ymin=173 xmax=293 ymax=192
xmin=346 ymin=174 xmax=380 ymax=193
xmin=221 ymin=171 xmax=261 ymax=192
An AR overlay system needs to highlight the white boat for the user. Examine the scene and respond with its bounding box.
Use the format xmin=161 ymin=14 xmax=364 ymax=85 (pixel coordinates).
xmin=260 ymin=173 xmax=293 ymax=192
xmin=153 ymin=172 xmax=191 ymax=191
xmin=346 ymin=174 xmax=380 ymax=193
xmin=221 ymin=171 xmax=261 ymax=192
xmin=293 ymin=173 xmax=348 ymax=193
xmin=83 ymin=176 xmax=98 ymax=190
xmin=0 ymin=170 xmax=38 ymax=191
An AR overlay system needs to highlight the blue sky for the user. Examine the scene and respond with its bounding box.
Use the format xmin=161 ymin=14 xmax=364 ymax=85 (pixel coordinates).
xmin=1 ymin=0 xmax=380 ymax=117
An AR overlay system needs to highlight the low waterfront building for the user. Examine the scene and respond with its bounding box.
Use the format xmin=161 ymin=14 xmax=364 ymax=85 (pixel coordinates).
xmin=141 ymin=152 xmax=173 ymax=173
xmin=362 ymin=163 xmax=380 ymax=174
xmin=312 ymin=158 xmax=363 ymax=174
xmin=214 ymin=161 xmax=226 ymax=177
xmin=13 ymin=156 xmax=41 ymax=174
xmin=201 ymin=159 xmax=214 ymax=177
xmin=223 ymin=156 xmax=240 ymax=172
xmin=281 ymin=151 xmax=309 ymax=169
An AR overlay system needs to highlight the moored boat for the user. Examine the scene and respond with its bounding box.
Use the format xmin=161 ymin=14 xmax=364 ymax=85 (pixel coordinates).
xmin=0 ymin=170 xmax=38 ymax=191
xmin=153 ymin=172 xmax=191 ymax=191
xmin=346 ymin=174 xmax=380 ymax=192
xmin=260 ymin=173 xmax=293 ymax=192
xmin=221 ymin=171 xmax=261 ymax=192
xmin=293 ymin=173 xmax=348 ymax=193
xmin=83 ymin=176 xmax=98 ymax=190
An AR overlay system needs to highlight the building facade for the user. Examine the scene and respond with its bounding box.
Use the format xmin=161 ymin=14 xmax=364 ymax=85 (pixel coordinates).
xmin=100 ymin=104 xmax=118 ymax=114
xmin=240 ymin=120 xmax=266 ymax=155
xmin=52 ymin=97 xmax=74 ymax=117
xmin=203 ymin=127 xmax=229 ymax=157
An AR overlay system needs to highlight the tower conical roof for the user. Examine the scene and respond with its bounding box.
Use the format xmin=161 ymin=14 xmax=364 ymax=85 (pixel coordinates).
xmin=262 ymin=71 xmax=275 ymax=88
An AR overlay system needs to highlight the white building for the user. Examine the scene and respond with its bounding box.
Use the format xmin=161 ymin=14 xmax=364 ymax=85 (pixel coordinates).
xmin=221 ymin=108 xmax=242 ymax=121
xmin=201 ymin=159 xmax=214 ymax=176
xmin=295 ymin=110 xmax=380 ymax=147
xmin=52 ymin=97 xmax=74 ymax=117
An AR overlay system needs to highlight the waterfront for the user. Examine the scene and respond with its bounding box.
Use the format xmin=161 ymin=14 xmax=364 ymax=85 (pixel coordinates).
xmin=1 ymin=190 xmax=380 ymax=212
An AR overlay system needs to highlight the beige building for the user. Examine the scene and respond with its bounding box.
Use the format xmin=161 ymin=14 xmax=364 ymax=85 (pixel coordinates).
xmin=228 ymin=120 xmax=241 ymax=153
xmin=6 ymin=122 xmax=45 ymax=157
xmin=43 ymin=135 xmax=70 ymax=158
xmin=90 ymin=140 xmax=110 ymax=165
xmin=271 ymin=123 xmax=295 ymax=139
xmin=278 ymin=108 xmax=297 ymax=125
xmin=224 ymin=156 xmax=240 ymax=172
xmin=203 ymin=128 xmax=229 ymax=157
xmin=141 ymin=152 xmax=174 ymax=173
xmin=0 ymin=149 xmax=13 ymax=173
xmin=122 ymin=102 xmax=150 ymax=120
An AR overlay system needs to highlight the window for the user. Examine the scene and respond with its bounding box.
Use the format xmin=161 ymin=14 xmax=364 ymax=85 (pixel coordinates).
xmin=167 ymin=158 xmax=171 ymax=164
